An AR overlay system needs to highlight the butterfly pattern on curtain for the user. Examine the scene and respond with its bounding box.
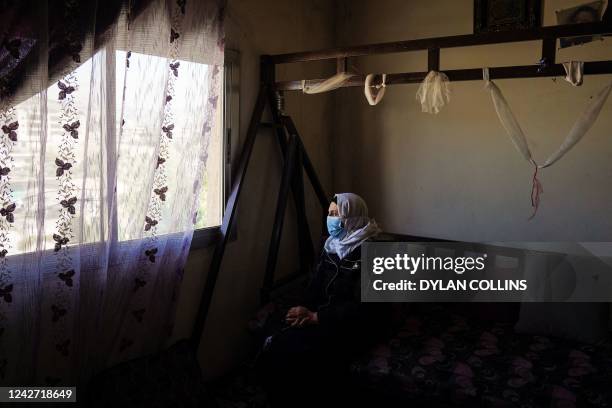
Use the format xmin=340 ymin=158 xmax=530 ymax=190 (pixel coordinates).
xmin=0 ymin=0 xmax=225 ymax=385
xmin=0 ymin=105 xmax=18 ymax=379
xmin=119 ymin=0 xmax=186 ymax=355
xmin=51 ymin=16 xmax=83 ymax=364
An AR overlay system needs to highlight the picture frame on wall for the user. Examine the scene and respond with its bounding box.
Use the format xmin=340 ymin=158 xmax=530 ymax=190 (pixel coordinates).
xmin=474 ymin=0 xmax=542 ymax=34
xmin=556 ymin=0 xmax=606 ymax=48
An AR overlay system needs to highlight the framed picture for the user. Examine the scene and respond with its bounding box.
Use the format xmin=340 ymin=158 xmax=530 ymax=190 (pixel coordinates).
xmin=556 ymin=0 xmax=605 ymax=48
xmin=474 ymin=0 xmax=542 ymax=34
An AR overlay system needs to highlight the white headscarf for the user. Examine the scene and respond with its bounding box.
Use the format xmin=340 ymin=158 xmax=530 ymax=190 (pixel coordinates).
xmin=324 ymin=193 xmax=381 ymax=259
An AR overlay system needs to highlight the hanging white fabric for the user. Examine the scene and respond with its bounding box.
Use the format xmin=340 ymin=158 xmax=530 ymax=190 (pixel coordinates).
xmin=302 ymin=72 xmax=354 ymax=94
xmin=562 ymin=61 xmax=584 ymax=86
xmin=541 ymin=81 xmax=612 ymax=168
xmin=416 ymin=70 xmax=451 ymax=114
xmin=483 ymin=67 xmax=612 ymax=218
xmin=364 ymin=73 xmax=387 ymax=105
xmin=483 ymin=69 xmax=535 ymax=165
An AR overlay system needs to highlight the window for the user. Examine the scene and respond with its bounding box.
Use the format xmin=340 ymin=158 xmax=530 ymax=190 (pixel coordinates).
xmin=191 ymin=49 xmax=240 ymax=249
xmin=8 ymin=48 xmax=230 ymax=255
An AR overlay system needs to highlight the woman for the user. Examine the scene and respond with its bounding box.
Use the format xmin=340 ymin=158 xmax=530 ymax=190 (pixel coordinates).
xmin=258 ymin=193 xmax=388 ymax=407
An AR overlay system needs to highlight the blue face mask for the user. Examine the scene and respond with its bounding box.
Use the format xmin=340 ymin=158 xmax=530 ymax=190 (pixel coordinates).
xmin=327 ymin=216 xmax=345 ymax=238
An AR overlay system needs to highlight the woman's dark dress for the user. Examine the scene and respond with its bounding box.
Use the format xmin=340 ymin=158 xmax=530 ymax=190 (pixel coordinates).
xmin=257 ymin=244 xmax=389 ymax=406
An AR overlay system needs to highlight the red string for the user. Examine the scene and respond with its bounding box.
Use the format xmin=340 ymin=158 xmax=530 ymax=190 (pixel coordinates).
xmin=528 ymin=162 xmax=543 ymax=220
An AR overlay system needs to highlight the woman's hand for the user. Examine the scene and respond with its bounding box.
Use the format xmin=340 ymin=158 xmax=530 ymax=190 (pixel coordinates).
xmin=285 ymin=306 xmax=318 ymax=327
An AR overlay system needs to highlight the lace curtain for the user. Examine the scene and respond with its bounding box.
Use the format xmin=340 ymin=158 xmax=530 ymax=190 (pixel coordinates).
xmin=0 ymin=0 xmax=224 ymax=384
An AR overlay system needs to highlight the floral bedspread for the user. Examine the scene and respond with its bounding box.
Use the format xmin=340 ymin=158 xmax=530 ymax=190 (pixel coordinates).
xmin=350 ymin=305 xmax=612 ymax=408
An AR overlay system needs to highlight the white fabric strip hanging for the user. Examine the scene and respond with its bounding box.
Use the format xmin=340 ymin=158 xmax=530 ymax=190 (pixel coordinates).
xmin=483 ymin=68 xmax=535 ymax=165
xmin=483 ymin=66 xmax=612 ymax=218
xmin=302 ymin=72 xmax=354 ymax=94
xmin=540 ymin=81 xmax=612 ymax=168
xmin=562 ymin=61 xmax=584 ymax=87
xmin=416 ymin=70 xmax=451 ymax=114
xmin=364 ymin=73 xmax=387 ymax=105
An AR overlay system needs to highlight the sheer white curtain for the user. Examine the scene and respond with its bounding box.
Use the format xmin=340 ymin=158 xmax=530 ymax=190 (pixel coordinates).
xmin=0 ymin=0 xmax=224 ymax=384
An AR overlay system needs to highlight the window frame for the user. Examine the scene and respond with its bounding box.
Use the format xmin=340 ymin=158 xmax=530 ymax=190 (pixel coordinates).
xmin=190 ymin=49 xmax=240 ymax=250
xmin=3 ymin=48 xmax=234 ymax=260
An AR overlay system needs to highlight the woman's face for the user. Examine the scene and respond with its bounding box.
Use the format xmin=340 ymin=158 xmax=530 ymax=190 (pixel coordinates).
xmin=328 ymin=201 xmax=339 ymax=217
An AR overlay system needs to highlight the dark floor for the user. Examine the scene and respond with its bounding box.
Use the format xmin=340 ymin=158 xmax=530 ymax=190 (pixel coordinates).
xmin=206 ymin=364 xmax=271 ymax=408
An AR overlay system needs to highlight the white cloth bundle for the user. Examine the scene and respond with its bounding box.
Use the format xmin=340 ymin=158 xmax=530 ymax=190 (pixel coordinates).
xmin=562 ymin=61 xmax=584 ymax=87
xmin=416 ymin=70 xmax=451 ymax=114
xmin=302 ymin=72 xmax=354 ymax=94
xmin=364 ymin=73 xmax=387 ymax=105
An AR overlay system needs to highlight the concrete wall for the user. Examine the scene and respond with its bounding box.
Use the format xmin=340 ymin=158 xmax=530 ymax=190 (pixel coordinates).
xmin=334 ymin=0 xmax=612 ymax=241
xmin=170 ymin=0 xmax=337 ymax=379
